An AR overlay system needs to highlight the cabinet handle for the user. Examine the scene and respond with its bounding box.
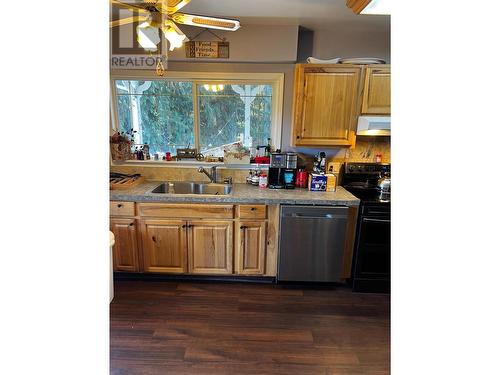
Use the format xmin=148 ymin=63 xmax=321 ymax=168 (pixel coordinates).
xmin=188 ymin=224 xmax=194 ymax=228
xmin=152 ymin=236 xmax=156 ymax=242
xmin=296 ymin=135 xmax=300 ymax=139
xmin=117 ymin=204 xmax=122 ymax=208
xmin=240 ymin=226 xmax=247 ymax=229
xmin=251 ymin=207 xmax=256 ymax=211
xmin=182 ymin=224 xmax=186 ymax=228
xmin=129 ymin=222 xmax=134 ymax=227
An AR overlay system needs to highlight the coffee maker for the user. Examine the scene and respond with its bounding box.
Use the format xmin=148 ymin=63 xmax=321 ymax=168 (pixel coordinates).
xmin=283 ymin=153 xmax=298 ymax=189
xmin=268 ymin=152 xmax=286 ymax=189
xmin=268 ymin=152 xmax=298 ymax=189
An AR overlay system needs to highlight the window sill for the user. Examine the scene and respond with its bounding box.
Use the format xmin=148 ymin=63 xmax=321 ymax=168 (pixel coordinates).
xmin=111 ymin=159 xmax=269 ymax=170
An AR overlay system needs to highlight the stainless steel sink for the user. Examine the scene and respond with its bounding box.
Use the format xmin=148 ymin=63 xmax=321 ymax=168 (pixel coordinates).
xmin=151 ymin=181 xmax=232 ymax=195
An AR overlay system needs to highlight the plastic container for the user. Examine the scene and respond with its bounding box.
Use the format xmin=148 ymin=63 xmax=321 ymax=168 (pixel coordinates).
xmin=259 ymin=173 xmax=268 ymax=188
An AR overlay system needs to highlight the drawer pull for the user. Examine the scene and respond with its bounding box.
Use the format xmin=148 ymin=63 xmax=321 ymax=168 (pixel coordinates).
xmin=117 ymin=204 xmax=122 ymax=208
xmin=240 ymin=226 xmax=247 ymax=229
xmin=129 ymin=222 xmax=134 ymax=227
xmin=152 ymin=236 xmax=156 ymax=242
xmin=182 ymin=224 xmax=187 ymax=228
xmin=251 ymin=207 xmax=256 ymax=211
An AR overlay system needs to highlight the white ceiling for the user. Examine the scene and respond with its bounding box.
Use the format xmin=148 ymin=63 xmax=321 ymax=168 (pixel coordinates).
xmin=179 ymin=0 xmax=390 ymax=32
xmin=115 ymin=0 xmax=390 ymax=32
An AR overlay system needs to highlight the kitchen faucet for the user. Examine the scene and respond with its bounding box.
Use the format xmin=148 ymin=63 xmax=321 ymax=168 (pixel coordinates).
xmin=198 ymin=166 xmax=218 ymax=183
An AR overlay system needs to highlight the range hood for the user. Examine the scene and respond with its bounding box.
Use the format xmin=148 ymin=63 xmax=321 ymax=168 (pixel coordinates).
xmin=357 ymin=116 xmax=391 ymax=136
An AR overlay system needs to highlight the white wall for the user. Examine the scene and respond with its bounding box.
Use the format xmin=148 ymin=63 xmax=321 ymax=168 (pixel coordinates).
xmin=312 ymin=26 xmax=391 ymax=62
xmin=112 ymin=24 xmax=299 ymax=63
xmin=169 ymin=25 xmax=299 ymax=63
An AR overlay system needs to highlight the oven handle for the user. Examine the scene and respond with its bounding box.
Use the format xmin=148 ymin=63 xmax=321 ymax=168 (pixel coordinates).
xmin=363 ymin=217 xmax=390 ymax=224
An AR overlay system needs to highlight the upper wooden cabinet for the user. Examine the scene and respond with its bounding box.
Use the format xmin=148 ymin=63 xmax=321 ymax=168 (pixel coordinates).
xmin=361 ymin=66 xmax=391 ymax=115
xmin=110 ymin=217 xmax=140 ymax=272
xmin=292 ymin=64 xmax=364 ymax=147
xmin=140 ymin=219 xmax=188 ymax=274
xmin=187 ymin=220 xmax=233 ymax=275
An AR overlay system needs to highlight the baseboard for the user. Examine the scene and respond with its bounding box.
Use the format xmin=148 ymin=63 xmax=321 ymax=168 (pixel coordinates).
xmin=113 ymin=272 xmax=276 ymax=284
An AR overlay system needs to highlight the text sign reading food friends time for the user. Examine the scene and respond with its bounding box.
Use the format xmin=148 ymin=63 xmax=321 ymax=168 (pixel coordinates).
xmin=185 ymin=41 xmax=229 ymax=58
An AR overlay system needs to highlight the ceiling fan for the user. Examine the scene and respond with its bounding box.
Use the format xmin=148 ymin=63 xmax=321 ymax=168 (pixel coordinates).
xmin=110 ymin=0 xmax=241 ymax=52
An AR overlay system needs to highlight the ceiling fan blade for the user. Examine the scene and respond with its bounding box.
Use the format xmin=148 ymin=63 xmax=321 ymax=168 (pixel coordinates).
xmin=110 ymin=15 xmax=149 ymax=28
xmin=155 ymin=0 xmax=191 ymax=14
xmin=172 ymin=13 xmax=240 ymax=31
xmin=110 ymin=0 xmax=148 ymax=14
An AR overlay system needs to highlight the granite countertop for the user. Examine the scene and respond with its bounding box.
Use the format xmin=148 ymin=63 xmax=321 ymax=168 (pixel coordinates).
xmin=110 ymin=181 xmax=360 ymax=206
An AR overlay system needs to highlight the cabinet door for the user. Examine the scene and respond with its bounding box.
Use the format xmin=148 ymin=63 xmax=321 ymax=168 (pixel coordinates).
xmin=362 ymin=66 xmax=391 ymax=114
xmin=188 ymin=220 xmax=233 ymax=275
xmin=293 ymin=65 xmax=362 ymax=147
xmin=140 ymin=219 xmax=187 ymax=273
xmin=235 ymin=221 xmax=266 ymax=275
xmin=110 ymin=218 xmax=139 ymax=272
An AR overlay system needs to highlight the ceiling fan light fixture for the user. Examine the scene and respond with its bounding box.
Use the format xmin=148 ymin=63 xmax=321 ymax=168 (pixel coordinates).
xmin=162 ymin=21 xmax=188 ymax=51
xmin=136 ymin=21 xmax=161 ymax=51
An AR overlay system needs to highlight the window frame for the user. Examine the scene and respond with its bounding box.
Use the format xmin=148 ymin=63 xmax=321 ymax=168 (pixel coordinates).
xmin=110 ymin=70 xmax=284 ymax=165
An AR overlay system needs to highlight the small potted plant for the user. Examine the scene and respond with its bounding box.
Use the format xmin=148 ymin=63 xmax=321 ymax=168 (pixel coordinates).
xmin=110 ymin=129 xmax=137 ymax=161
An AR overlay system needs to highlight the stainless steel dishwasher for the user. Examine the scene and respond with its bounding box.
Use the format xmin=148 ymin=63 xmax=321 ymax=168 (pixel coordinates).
xmin=278 ymin=205 xmax=349 ymax=282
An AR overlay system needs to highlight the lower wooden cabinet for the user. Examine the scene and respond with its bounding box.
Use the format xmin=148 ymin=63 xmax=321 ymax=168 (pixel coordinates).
xmin=110 ymin=218 xmax=140 ymax=272
xmin=140 ymin=219 xmax=188 ymax=273
xmin=235 ymin=220 xmax=267 ymax=275
xmin=110 ymin=202 xmax=279 ymax=277
xmin=188 ymin=220 xmax=233 ymax=275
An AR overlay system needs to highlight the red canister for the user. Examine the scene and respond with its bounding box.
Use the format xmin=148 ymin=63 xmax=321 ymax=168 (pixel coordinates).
xmin=296 ymin=169 xmax=308 ymax=188
xmin=166 ymin=152 xmax=171 ymax=161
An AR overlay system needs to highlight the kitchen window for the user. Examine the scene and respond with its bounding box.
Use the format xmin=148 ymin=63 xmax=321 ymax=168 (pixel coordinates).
xmin=111 ymin=72 xmax=284 ymax=158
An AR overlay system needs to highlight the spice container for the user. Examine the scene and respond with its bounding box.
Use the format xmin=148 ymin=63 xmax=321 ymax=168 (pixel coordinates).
xmin=251 ymin=170 xmax=260 ymax=186
xmin=259 ymin=173 xmax=268 ymax=188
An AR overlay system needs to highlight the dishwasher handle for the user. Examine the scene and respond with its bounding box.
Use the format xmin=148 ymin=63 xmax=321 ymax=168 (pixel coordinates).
xmin=291 ymin=213 xmax=336 ymax=219
xmin=281 ymin=206 xmax=349 ymax=220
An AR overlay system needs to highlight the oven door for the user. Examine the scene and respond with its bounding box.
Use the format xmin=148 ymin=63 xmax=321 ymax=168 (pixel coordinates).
xmin=353 ymin=212 xmax=391 ymax=279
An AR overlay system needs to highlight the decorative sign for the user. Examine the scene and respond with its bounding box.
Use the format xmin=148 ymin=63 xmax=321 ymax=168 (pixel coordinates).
xmin=185 ymin=41 xmax=229 ymax=58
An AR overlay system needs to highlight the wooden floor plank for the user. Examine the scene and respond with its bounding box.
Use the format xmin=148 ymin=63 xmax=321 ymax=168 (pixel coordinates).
xmin=110 ymin=280 xmax=390 ymax=375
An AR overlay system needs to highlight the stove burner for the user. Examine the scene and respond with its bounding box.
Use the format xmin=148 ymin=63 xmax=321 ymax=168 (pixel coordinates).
xmin=341 ymin=162 xmax=391 ymax=205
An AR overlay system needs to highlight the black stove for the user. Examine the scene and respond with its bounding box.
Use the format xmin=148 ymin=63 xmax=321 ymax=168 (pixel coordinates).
xmin=341 ymin=162 xmax=390 ymax=204
xmin=340 ymin=162 xmax=390 ymax=293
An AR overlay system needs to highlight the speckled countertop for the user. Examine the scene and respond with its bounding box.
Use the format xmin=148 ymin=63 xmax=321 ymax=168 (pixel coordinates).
xmin=110 ymin=181 xmax=360 ymax=206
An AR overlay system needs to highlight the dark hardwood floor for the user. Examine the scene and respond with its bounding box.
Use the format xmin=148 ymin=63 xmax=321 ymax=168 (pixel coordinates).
xmin=110 ymin=280 xmax=390 ymax=375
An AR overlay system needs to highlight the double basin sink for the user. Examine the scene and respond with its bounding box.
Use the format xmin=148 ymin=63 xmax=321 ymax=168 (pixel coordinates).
xmin=151 ymin=181 xmax=232 ymax=196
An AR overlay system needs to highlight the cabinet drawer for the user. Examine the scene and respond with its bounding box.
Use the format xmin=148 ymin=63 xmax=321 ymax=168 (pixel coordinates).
xmin=137 ymin=203 xmax=234 ymax=219
xmin=237 ymin=205 xmax=267 ymax=219
xmin=110 ymin=201 xmax=135 ymax=217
